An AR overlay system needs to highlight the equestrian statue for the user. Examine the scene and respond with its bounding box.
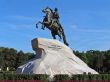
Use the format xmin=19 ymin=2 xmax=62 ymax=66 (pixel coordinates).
xmin=36 ymin=7 xmax=69 ymax=46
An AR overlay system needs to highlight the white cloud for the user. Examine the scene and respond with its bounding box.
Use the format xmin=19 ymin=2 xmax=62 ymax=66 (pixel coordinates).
xmin=7 ymin=15 xmax=37 ymax=21
xmin=0 ymin=23 xmax=34 ymax=30
xmin=6 ymin=15 xmax=42 ymax=22
xmin=3 ymin=15 xmax=43 ymax=30
xmin=70 ymin=25 xmax=110 ymax=33
xmin=71 ymin=25 xmax=78 ymax=29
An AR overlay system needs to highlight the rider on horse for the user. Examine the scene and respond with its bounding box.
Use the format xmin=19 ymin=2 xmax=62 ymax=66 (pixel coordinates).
xmin=50 ymin=8 xmax=60 ymax=27
xmin=51 ymin=8 xmax=63 ymax=32
xmin=42 ymin=7 xmax=63 ymax=31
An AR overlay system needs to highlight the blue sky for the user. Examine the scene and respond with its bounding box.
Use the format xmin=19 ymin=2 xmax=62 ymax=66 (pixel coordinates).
xmin=0 ymin=0 xmax=110 ymax=52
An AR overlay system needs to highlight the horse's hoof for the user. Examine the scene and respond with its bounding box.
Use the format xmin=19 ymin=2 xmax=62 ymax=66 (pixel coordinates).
xmin=36 ymin=25 xmax=38 ymax=28
xmin=66 ymin=43 xmax=69 ymax=46
xmin=42 ymin=28 xmax=45 ymax=30
xmin=65 ymin=43 xmax=69 ymax=46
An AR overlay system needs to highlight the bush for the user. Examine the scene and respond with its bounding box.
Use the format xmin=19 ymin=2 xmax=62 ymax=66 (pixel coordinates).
xmin=1 ymin=73 xmax=110 ymax=81
xmin=32 ymin=74 xmax=49 ymax=81
xmin=0 ymin=73 xmax=4 ymax=80
xmin=0 ymin=73 xmax=49 ymax=80
xmin=71 ymin=74 xmax=88 ymax=80
xmin=71 ymin=74 xmax=110 ymax=81
xmin=101 ymin=74 xmax=110 ymax=80
xmin=53 ymin=74 xmax=70 ymax=81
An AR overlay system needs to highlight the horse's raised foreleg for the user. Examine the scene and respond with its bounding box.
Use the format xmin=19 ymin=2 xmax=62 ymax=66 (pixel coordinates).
xmin=36 ymin=21 xmax=45 ymax=30
xmin=36 ymin=23 xmax=39 ymax=28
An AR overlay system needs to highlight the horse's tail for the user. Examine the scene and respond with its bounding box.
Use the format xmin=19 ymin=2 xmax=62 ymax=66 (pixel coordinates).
xmin=58 ymin=25 xmax=69 ymax=46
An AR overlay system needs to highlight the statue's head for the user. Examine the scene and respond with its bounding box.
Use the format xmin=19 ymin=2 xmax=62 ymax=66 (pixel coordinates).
xmin=54 ymin=8 xmax=58 ymax=11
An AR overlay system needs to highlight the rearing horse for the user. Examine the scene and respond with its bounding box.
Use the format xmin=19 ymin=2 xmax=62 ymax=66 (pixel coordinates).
xmin=36 ymin=7 xmax=69 ymax=46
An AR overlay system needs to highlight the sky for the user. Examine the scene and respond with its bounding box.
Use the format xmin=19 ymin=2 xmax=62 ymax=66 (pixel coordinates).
xmin=0 ymin=0 xmax=110 ymax=52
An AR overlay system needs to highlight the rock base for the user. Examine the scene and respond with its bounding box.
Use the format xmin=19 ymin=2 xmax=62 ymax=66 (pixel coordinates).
xmin=16 ymin=38 xmax=98 ymax=77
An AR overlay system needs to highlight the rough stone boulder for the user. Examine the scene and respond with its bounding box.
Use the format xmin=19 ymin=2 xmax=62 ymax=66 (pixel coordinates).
xmin=16 ymin=38 xmax=98 ymax=77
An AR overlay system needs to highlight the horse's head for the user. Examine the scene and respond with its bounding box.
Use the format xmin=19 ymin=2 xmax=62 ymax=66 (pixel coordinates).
xmin=42 ymin=7 xmax=53 ymax=15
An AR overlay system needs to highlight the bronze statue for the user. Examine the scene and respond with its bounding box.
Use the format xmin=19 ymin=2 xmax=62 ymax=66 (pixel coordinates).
xmin=36 ymin=7 xmax=69 ymax=46
xmin=50 ymin=8 xmax=60 ymax=27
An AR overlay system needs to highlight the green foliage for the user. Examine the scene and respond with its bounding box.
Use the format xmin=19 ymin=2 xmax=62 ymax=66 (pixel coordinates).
xmin=0 ymin=73 xmax=49 ymax=80
xmin=71 ymin=74 xmax=89 ymax=80
xmin=32 ymin=74 xmax=49 ymax=80
xmin=0 ymin=47 xmax=35 ymax=71
xmin=0 ymin=47 xmax=110 ymax=74
xmin=0 ymin=73 xmax=4 ymax=80
xmin=1 ymin=73 xmax=110 ymax=81
xmin=53 ymin=74 xmax=70 ymax=81
xmin=74 ymin=50 xmax=110 ymax=73
xmin=70 ymin=74 xmax=110 ymax=81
